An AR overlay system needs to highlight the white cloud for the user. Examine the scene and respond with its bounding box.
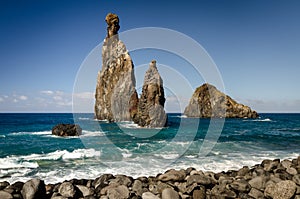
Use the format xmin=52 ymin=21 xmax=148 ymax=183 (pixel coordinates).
xmin=19 ymin=95 xmax=28 ymax=100
xmin=73 ymin=92 xmax=94 ymax=99
xmin=40 ymin=90 xmax=54 ymax=95
xmin=0 ymin=97 xmax=3 ymax=102
xmin=53 ymin=96 xmax=63 ymax=101
xmin=13 ymin=99 xmax=18 ymax=103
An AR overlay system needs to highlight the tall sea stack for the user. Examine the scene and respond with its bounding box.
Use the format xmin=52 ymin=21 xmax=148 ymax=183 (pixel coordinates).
xmin=137 ymin=60 xmax=167 ymax=127
xmin=95 ymin=13 xmax=139 ymax=122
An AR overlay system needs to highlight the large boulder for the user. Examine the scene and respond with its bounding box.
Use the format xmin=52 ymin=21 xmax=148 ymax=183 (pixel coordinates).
xmin=94 ymin=13 xmax=138 ymax=122
xmin=184 ymin=83 xmax=259 ymax=118
xmin=136 ymin=60 xmax=167 ymax=127
xmin=52 ymin=124 xmax=82 ymax=137
xmin=21 ymin=179 xmax=46 ymax=199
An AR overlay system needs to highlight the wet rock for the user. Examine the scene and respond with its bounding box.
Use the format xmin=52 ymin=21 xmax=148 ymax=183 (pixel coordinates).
xmin=293 ymin=174 xmax=300 ymax=185
xmin=265 ymin=180 xmax=296 ymax=199
xmin=158 ymin=169 xmax=186 ymax=182
xmin=192 ymin=189 xmax=206 ymax=199
xmin=184 ymin=83 xmax=258 ymax=118
xmin=211 ymin=184 xmax=237 ymax=198
xmin=107 ymin=185 xmax=129 ymax=199
xmin=142 ymin=191 xmax=160 ymax=199
xmin=52 ymin=124 xmax=82 ymax=137
xmin=161 ymin=188 xmax=179 ymax=199
xmin=132 ymin=180 xmax=143 ymax=196
xmin=149 ymin=181 xmax=172 ymax=194
xmin=228 ymin=179 xmax=251 ymax=192
xmin=176 ymin=182 xmax=197 ymax=194
xmin=110 ymin=175 xmax=133 ymax=187
xmin=248 ymin=188 xmax=264 ymax=199
xmin=248 ymin=176 xmax=267 ymax=190
xmin=0 ymin=181 xmax=9 ymax=190
xmin=58 ymin=182 xmax=76 ymax=198
xmin=237 ymin=166 xmax=250 ymax=177
xmin=186 ymin=174 xmax=211 ymax=186
xmin=21 ymin=179 xmax=46 ymax=199
xmin=93 ymin=174 xmax=114 ymax=192
xmin=76 ymin=185 xmax=94 ymax=197
xmin=0 ymin=191 xmax=13 ymax=199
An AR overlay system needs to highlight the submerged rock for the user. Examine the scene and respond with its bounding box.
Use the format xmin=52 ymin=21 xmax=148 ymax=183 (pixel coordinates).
xmin=184 ymin=83 xmax=259 ymax=118
xmin=136 ymin=60 xmax=167 ymax=127
xmin=52 ymin=124 xmax=82 ymax=137
xmin=95 ymin=13 xmax=138 ymax=122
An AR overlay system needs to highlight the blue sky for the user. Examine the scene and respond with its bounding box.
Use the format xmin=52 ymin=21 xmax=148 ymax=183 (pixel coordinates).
xmin=0 ymin=0 xmax=300 ymax=113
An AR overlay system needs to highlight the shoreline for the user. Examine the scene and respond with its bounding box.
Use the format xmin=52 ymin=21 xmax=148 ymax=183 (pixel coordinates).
xmin=1 ymin=157 xmax=299 ymax=199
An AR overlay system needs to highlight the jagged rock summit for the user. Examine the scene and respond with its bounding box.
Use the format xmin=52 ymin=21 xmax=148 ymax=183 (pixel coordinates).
xmin=137 ymin=60 xmax=167 ymax=127
xmin=94 ymin=13 xmax=138 ymax=122
xmin=184 ymin=83 xmax=259 ymax=118
xmin=94 ymin=14 xmax=167 ymax=127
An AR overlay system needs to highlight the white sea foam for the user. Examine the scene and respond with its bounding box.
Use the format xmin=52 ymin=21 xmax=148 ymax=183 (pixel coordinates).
xmin=118 ymin=121 xmax=140 ymax=129
xmin=0 ymin=135 xmax=5 ymax=138
xmin=243 ymin=118 xmax=272 ymax=122
xmin=78 ymin=117 xmax=91 ymax=120
xmin=10 ymin=131 xmax=51 ymax=136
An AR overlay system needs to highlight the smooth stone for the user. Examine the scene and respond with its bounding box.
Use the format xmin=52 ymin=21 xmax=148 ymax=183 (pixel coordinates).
xmin=294 ymin=175 xmax=300 ymax=185
xmin=287 ymin=167 xmax=298 ymax=175
xmin=158 ymin=169 xmax=186 ymax=182
xmin=281 ymin=160 xmax=292 ymax=169
xmin=132 ymin=180 xmax=143 ymax=196
xmin=161 ymin=188 xmax=179 ymax=199
xmin=149 ymin=181 xmax=172 ymax=194
xmin=187 ymin=174 xmax=211 ymax=185
xmin=265 ymin=180 xmax=296 ymax=199
xmin=107 ymin=185 xmax=129 ymax=199
xmin=0 ymin=191 xmax=13 ymax=199
xmin=58 ymin=182 xmax=76 ymax=198
xmin=248 ymin=176 xmax=266 ymax=190
xmin=76 ymin=185 xmax=94 ymax=197
xmin=193 ymin=189 xmax=206 ymax=199
xmin=21 ymin=179 xmax=46 ymax=199
xmin=176 ymin=182 xmax=197 ymax=194
xmin=93 ymin=174 xmax=114 ymax=192
xmin=142 ymin=192 xmax=160 ymax=199
xmin=110 ymin=175 xmax=132 ymax=187
xmin=228 ymin=179 xmax=251 ymax=192
xmin=51 ymin=196 xmax=68 ymax=199
xmin=249 ymin=188 xmax=264 ymax=199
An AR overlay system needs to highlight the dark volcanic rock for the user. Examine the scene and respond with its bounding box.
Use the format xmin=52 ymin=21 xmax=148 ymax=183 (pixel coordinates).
xmin=94 ymin=13 xmax=138 ymax=122
xmin=136 ymin=60 xmax=167 ymax=127
xmin=52 ymin=124 xmax=82 ymax=137
xmin=184 ymin=83 xmax=259 ymax=118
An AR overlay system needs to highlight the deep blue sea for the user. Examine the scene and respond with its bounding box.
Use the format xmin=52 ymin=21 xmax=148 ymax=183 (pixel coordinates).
xmin=0 ymin=113 xmax=299 ymax=184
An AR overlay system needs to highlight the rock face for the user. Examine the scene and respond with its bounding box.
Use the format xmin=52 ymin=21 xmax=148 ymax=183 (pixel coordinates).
xmin=184 ymin=83 xmax=259 ymax=118
xmin=95 ymin=13 xmax=138 ymax=122
xmin=52 ymin=124 xmax=82 ymax=137
xmin=136 ymin=60 xmax=167 ymax=127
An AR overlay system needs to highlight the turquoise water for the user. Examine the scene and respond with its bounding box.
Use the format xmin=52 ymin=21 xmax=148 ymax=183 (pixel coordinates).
xmin=0 ymin=113 xmax=299 ymax=184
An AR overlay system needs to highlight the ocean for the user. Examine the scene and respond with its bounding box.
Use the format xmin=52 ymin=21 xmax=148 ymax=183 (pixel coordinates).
xmin=0 ymin=113 xmax=299 ymax=184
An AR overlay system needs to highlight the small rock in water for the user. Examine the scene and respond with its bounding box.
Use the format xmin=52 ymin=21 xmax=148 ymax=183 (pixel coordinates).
xmin=52 ymin=124 xmax=82 ymax=137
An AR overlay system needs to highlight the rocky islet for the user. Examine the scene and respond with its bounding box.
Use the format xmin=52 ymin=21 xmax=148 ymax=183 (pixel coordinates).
xmin=184 ymin=83 xmax=259 ymax=118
